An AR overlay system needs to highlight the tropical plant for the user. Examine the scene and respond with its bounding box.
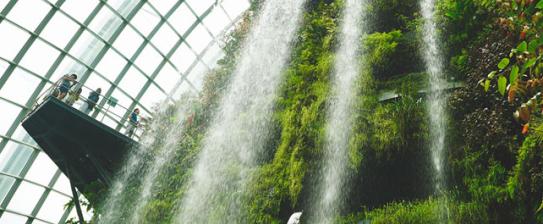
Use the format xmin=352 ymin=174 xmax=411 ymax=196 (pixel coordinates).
xmin=482 ymin=0 xmax=543 ymax=133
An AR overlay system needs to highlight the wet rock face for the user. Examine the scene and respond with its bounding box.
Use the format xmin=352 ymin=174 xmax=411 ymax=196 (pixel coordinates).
xmin=466 ymin=28 xmax=514 ymax=87
xmin=448 ymin=24 xmax=519 ymax=197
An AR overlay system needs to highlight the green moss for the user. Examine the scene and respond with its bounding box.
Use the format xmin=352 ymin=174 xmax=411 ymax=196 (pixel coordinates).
xmin=80 ymin=1 xmax=543 ymax=223
xmin=245 ymin=2 xmax=341 ymax=221
xmin=339 ymin=198 xmax=488 ymax=224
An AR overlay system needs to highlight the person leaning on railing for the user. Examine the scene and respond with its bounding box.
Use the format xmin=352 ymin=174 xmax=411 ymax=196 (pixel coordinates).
xmin=81 ymin=88 xmax=101 ymax=114
xmin=126 ymin=108 xmax=140 ymax=137
xmin=57 ymin=74 xmax=78 ymax=100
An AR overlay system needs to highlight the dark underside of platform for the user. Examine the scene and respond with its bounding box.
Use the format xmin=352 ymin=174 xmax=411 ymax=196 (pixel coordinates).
xmin=22 ymin=96 xmax=137 ymax=190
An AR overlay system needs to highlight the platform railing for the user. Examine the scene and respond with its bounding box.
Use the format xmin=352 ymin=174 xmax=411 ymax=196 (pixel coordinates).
xmin=31 ymin=76 xmax=147 ymax=141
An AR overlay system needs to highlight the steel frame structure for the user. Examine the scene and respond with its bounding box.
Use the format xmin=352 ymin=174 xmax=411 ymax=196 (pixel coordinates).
xmin=0 ymin=0 xmax=249 ymax=223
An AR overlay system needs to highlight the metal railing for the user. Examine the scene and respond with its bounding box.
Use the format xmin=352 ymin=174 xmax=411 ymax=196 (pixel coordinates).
xmin=30 ymin=76 xmax=148 ymax=141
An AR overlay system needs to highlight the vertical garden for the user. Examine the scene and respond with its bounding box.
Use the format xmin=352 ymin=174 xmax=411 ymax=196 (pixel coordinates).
xmin=79 ymin=0 xmax=543 ymax=223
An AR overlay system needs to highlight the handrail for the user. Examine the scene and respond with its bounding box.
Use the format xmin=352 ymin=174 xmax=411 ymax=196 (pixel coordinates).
xmin=30 ymin=76 xmax=148 ymax=141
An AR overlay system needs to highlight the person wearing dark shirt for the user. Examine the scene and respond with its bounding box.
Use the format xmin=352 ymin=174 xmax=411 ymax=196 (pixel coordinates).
xmin=57 ymin=74 xmax=77 ymax=100
xmin=126 ymin=108 xmax=140 ymax=137
xmin=81 ymin=88 xmax=101 ymax=114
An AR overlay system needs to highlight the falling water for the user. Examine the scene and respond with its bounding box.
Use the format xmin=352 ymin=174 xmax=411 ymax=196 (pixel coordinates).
xmin=175 ymin=0 xmax=306 ymax=223
xmin=421 ymin=0 xmax=447 ymax=196
xmin=98 ymin=99 xmax=192 ymax=224
xmin=420 ymin=0 xmax=448 ymax=220
xmin=126 ymin=101 xmax=193 ymax=223
xmin=309 ymin=0 xmax=367 ymax=223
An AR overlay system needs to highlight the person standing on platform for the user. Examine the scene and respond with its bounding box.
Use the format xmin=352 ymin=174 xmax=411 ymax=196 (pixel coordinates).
xmin=66 ymin=88 xmax=82 ymax=106
xmin=81 ymin=88 xmax=101 ymax=114
xmin=57 ymin=74 xmax=77 ymax=100
xmin=126 ymin=108 xmax=140 ymax=137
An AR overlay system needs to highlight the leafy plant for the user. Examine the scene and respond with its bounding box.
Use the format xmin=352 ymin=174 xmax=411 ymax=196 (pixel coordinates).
xmin=481 ymin=0 xmax=543 ymax=132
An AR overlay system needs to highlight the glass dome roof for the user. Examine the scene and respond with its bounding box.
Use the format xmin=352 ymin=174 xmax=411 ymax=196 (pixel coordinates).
xmin=0 ymin=0 xmax=250 ymax=223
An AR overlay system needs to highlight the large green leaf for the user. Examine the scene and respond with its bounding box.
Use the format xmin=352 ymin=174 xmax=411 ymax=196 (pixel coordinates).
xmin=510 ymin=65 xmax=519 ymax=84
xmin=517 ymin=41 xmax=528 ymax=52
xmin=498 ymin=58 xmax=510 ymax=70
xmin=528 ymin=40 xmax=539 ymax=53
xmin=525 ymin=58 xmax=537 ymax=69
xmin=537 ymin=0 xmax=543 ymax=9
xmin=498 ymin=76 xmax=507 ymax=96
xmin=484 ymin=79 xmax=491 ymax=92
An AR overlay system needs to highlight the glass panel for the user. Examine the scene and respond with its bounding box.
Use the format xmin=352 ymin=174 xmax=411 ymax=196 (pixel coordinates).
xmin=69 ymin=30 xmax=106 ymax=66
xmin=52 ymin=174 xmax=71 ymax=195
xmin=100 ymin=114 xmax=119 ymax=130
xmin=7 ymin=0 xmax=51 ymax=31
xmin=107 ymin=0 xmax=139 ymax=18
xmin=24 ymin=152 xmax=58 ymax=186
xmin=130 ymin=3 xmax=160 ymax=37
xmin=0 ymin=175 xmax=15 ymax=204
xmin=118 ymin=66 xmax=147 ymax=97
xmin=0 ymin=68 xmax=41 ymax=105
xmin=0 ymin=99 xmax=21 ymax=135
xmin=0 ymin=60 xmax=8 ymax=79
xmin=0 ymin=22 xmax=30 ymax=61
xmin=112 ymin=25 xmax=144 ymax=58
xmin=40 ymin=11 xmax=80 ymax=49
xmin=0 ymin=140 xmax=33 ymax=176
xmin=186 ymin=25 xmax=212 ymax=54
xmin=95 ymin=49 xmax=127 ymax=82
xmin=169 ymin=3 xmax=196 ymax=35
xmin=60 ymin=0 xmax=99 ymax=24
xmin=154 ymin=63 xmax=179 ymax=94
xmin=170 ymin=43 xmax=196 ymax=73
xmin=186 ymin=0 xmax=214 ymax=15
xmin=201 ymin=42 xmax=224 ymax=69
xmin=36 ymin=191 xmax=71 ymax=223
xmin=221 ymin=0 xmax=250 ymax=19
xmin=88 ymin=6 xmax=123 ymax=41
xmin=82 ymin=73 xmax=111 ymax=106
xmin=66 ymin=208 xmax=77 ymax=223
xmin=84 ymin=73 xmax=111 ymax=93
xmin=19 ymin=39 xmax=60 ymax=75
xmin=203 ymin=9 xmax=230 ymax=36
xmin=186 ymin=61 xmax=208 ymax=91
xmin=32 ymin=220 xmax=49 ymax=224
xmin=139 ymin=84 xmax=166 ymax=109
xmin=134 ymin=44 xmax=162 ymax=75
xmin=35 ymin=82 xmax=55 ymax=105
xmin=12 ymin=126 xmax=38 ymax=147
xmin=151 ymin=24 xmax=179 ymax=55
xmin=7 ymin=181 xmax=45 ymax=215
xmin=0 ymin=0 xmax=9 ymax=12
xmin=148 ymin=0 xmax=177 ymax=16
xmin=0 ymin=211 xmax=27 ymax=224
xmin=51 ymin=56 xmax=88 ymax=82
xmin=173 ymin=79 xmax=193 ymax=99
xmin=109 ymin=89 xmax=132 ymax=120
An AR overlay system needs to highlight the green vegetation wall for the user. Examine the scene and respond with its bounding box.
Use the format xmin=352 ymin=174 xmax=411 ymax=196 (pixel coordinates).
xmin=86 ymin=0 xmax=543 ymax=223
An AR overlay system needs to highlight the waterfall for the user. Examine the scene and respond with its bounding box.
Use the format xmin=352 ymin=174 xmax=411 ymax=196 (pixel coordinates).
xmin=97 ymin=99 xmax=192 ymax=224
xmin=420 ymin=0 xmax=448 ymax=220
xmin=309 ymin=0 xmax=367 ymax=223
xmin=126 ymin=100 xmax=193 ymax=223
xmin=175 ymin=0 xmax=306 ymax=223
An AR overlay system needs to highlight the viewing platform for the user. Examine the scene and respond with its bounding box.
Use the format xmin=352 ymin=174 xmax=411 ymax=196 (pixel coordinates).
xmin=21 ymin=78 xmax=146 ymax=191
